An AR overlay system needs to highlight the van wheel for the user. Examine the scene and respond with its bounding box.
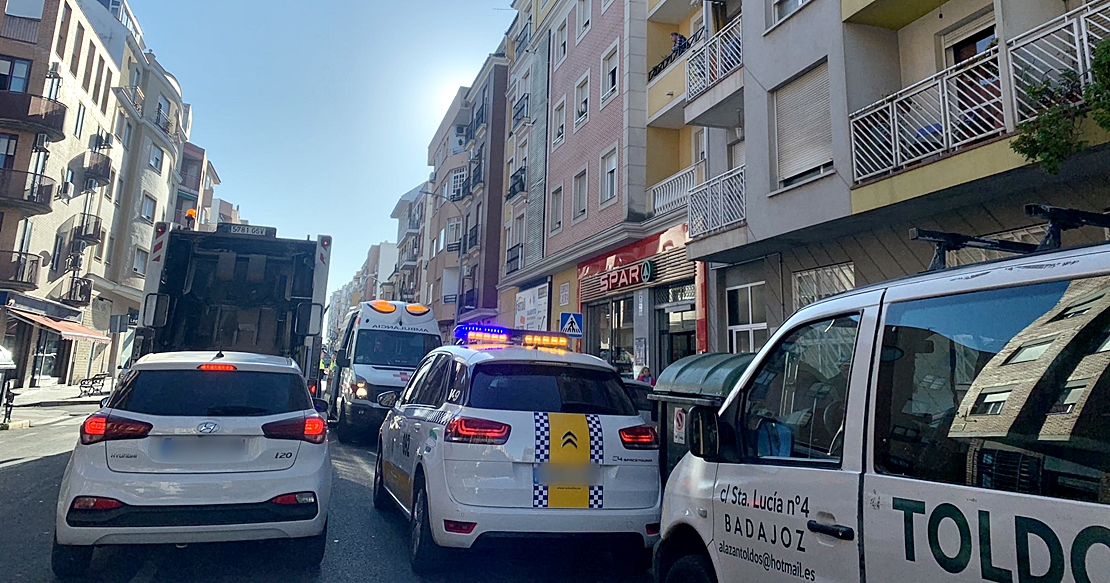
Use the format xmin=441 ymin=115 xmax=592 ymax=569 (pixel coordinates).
xmin=665 ymin=554 xmax=715 ymax=583
xmin=373 ymin=447 xmax=390 ymax=511
xmin=51 ymin=537 xmax=92 ymax=578
xmin=409 ymin=484 xmax=445 ymax=572
xmin=336 ymin=405 xmax=353 ymax=444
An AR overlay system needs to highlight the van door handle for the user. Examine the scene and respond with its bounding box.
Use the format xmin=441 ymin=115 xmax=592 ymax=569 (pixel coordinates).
xmin=807 ymin=520 xmax=855 ymax=541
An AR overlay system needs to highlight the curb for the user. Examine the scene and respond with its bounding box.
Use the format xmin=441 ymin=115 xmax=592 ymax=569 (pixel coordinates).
xmin=14 ymin=399 xmax=104 ymax=408
xmin=0 ymin=420 xmax=31 ymax=430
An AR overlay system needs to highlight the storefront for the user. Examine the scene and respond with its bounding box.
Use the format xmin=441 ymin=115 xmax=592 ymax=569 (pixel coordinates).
xmin=577 ymin=224 xmax=700 ymax=378
xmin=0 ymin=292 xmax=111 ymax=388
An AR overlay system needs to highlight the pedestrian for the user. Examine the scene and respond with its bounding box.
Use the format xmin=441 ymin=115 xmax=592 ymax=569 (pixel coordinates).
xmin=637 ymin=366 xmax=656 ymax=387
xmin=671 ymin=32 xmax=689 ymax=55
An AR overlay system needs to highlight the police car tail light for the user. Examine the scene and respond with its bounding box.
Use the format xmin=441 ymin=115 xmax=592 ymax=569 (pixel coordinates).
xmin=80 ymin=414 xmax=153 ymax=445
xmin=71 ymin=496 xmax=124 ymax=511
xmin=369 ymin=300 xmax=397 ymax=314
xmin=619 ymin=425 xmax=659 ymax=450
xmin=444 ymin=417 xmax=511 ymax=445
xmin=263 ymin=414 xmax=327 ymax=445
xmin=444 ymin=520 xmax=477 ymax=534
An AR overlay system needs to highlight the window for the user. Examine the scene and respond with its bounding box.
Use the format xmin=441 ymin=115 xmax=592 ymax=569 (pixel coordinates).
xmin=729 ymin=139 xmax=746 ymax=169
xmin=468 ymin=363 xmax=635 ymax=415
xmin=556 ymin=19 xmax=568 ymax=64
xmin=602 ymin=45 xmax=618 ymax=101
xmin=0 ymin=56 xmax=31 ymax=92
xmin=50 ymin=234 xmax=65 ymax=271
xmin=737 ymin=314 xmax=860 ymax=462
xmin=549 ymin=187 xmax=563 ymax=232
xmin=1004 ymin=336 xmax=1057 ymax=364
xmin=105 ymin=235 xmax=114 ymax=264
xmin=70 ymin=24 xmax=83 ymax=76
xmin=693 ymin=127 xmax=706 ymax=162
xmin=133 ymin=248 xmax=149 ymax=275
xmin=94 ymin=230 xmax=106 ymax=260
xmin=792 ymin=262 xmax=854 ymax=311
xmin=115 ymin=113 xmax=125 ymax=139
xmin=109 ymin=371 xmax=310 ymax=417
xmin=449 ymin=168 xmax=467 ymax=200
xmin=157 ymin=94 xmax=170 ymax=117
xmin=64 ymin=168 xmax=73 ymax=192
xmin=575 ymin=76 xmax=589 ymax=124
xmin=553 ymin=99 xmax=566 ymax=145
xmin=56 ymin=3 xmax=72 ymax=58
xmin=141 ymin=194 xmax=156 ymax=222
xmin=114 ymin=178 xmax=123 ymax=206
xmin=74 ymin=103 xmax=85 ymax=137
xmin=91 ymin=57 xmax=105 ymax=105
xmin=775 ymin=63 xmax=832 ymax=187
xmin=774 ymin=0 xmax=807 ymax=23
xmin=577 ymin=0 xmax=591 ymax=37
xmin=82 ymin=41 xmax=95 ymax=91
xmin=727 ymin=283 xmax=769 ymax=354
xmin=600 ymin=148 xmax=617 ymax=203
xmin=0 ymin=133 xmax=17 ymax=169
xmin=447 ymin=217 xmax=461 ymax=243
xmin=874 ymin=275 xmax=1110 ymax=503
xmin=122 ymin=122 xmax=133 ymax=149
xmin=1054 ymin=291 xmax=1105 ymax=321
xmin=149 ymin=145 xmax=164 ymax=173
xmin=573 ymin=170 xmax=587 ymax=218
xmin=352 ymin=329 xmax=441 ymax=368
xmin=944 ymin=15 xmax=996 ymax=67
xmin=105 ymin=169 xmax=115 ymax=200
xmin=100 ymin=71 xmax=112 ymax=114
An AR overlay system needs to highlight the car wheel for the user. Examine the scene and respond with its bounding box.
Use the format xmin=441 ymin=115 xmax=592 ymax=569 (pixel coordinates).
xmin=665 ymin=554 xmax=715 ymax=583
xmin=409 ymin=483 xmax=445 ymax=573
xmin=336 ymin=404 xmax=353 ymax=444
xmin=373 ymin=447 xmax=390 ymax=511
xmin=51 ymin=536 xmax=93 ymax=578
xmin=286 ymin=520 xmax=327 ymax=569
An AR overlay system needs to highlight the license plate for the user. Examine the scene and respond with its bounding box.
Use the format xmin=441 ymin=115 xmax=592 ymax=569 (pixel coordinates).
xmin=533 ymin=464 xmax=600 ymax=486
xmin=229 ymin=225 xmax=269 ymax=236
xmin=159 ymin=437 xmax=246 ymax=459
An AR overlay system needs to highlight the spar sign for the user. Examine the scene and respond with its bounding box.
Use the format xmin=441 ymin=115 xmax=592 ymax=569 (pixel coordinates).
xmin=599 ymin=260 xmax=655 ymax=293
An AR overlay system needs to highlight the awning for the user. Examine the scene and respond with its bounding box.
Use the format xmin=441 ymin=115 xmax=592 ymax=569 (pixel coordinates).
xmin=10 ymin=309 xmax=111 ymax=344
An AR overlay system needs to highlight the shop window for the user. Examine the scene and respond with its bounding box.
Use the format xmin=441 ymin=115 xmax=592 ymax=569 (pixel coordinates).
xmin=587 ymin=296 xmax=634 ymax=376
xmin=727 ymin=282 xmax=768 ymax=354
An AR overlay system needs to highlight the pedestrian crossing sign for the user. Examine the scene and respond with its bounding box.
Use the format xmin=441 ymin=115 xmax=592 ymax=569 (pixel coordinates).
xmin=559 ymin=312 xmax=584 ymax=339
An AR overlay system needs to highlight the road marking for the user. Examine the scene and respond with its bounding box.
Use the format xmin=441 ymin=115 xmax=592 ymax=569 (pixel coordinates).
xmin=126 ymin=557 xmax=159 ymax=583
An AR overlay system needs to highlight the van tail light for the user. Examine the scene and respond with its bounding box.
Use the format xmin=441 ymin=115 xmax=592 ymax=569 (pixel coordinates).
xmin=263 ymin=414 xmax=327 ymax=444
xmin=71 ymin=496 xmax=124 ymax=510
xmin=619 ymin=425 xmax=659 ymax=450
xmin=444 ymin=418 xmax=511 ymax=445
xmin=80 ymin=414 xmax=153 ymax=445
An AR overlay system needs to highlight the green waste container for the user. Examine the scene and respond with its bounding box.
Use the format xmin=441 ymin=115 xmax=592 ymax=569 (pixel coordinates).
xmin=648 ymin=352 xmax=757 ymax=484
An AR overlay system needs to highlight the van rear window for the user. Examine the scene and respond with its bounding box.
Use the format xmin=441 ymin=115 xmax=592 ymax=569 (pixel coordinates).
xmin=467 ymin=363 xmax=636 ymax=416
xmin=109 ymin=370 xmax=311 ymax=417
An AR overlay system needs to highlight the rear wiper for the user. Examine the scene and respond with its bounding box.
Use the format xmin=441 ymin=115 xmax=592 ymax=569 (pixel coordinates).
xmin=205 ymin=405 xmax=270 ymax=416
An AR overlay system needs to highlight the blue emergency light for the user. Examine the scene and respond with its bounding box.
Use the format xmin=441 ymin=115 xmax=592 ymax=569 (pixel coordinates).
xmin=453 ymin=324 xmax=570 ymax=348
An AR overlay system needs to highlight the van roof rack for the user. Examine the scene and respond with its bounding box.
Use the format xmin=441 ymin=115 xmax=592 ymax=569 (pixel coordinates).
xmin=911 ymin=204 xmax=1110 ymax=272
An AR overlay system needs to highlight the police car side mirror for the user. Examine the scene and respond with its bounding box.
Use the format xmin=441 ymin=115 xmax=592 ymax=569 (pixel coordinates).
xmin=100 ymin=397 xmax=111 ymax=408
xmin=377 ymin=391 xmax=398 ymax=408
xmin=687 ymin=406 xmax=721 ymax=461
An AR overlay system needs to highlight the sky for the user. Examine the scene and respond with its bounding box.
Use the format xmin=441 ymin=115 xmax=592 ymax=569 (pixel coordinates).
xmin=126 ymin=0 xmax=515 ymax=295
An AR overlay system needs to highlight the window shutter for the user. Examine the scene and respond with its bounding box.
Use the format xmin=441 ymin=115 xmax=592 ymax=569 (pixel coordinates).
xmin=775 ymin=63 xmax=832 ymax=184
xmin=729 ymin=140 xmax=746 ymax=169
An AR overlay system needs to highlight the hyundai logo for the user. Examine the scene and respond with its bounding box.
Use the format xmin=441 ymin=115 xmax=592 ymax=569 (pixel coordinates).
xmin=196 ymin=421 xmax=220 ymax=434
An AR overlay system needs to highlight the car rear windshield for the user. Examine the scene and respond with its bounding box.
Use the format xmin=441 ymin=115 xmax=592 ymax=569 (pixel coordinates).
xmin=109 ymin=370 xmax=311 ymax=417
xmin=468 ymin=363 xmax=637 ymax=416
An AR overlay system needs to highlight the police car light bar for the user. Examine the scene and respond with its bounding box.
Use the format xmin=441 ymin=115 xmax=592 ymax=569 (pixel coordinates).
xmin=453 ymin=325 xmax=569 ymax=348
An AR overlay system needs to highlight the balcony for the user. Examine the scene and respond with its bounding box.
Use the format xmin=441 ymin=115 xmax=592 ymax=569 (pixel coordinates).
xmin=459 ymin=288 xmax=478 ymax=314
xmin=0 ymin=251 xmax=39 ymax=290
xmin=85 ymin=151 xmax=112 ymax=186
xmin=446 ymin=240 xmax=461 ymax=253
xmin=405 ymin=218 xmax=421 ymax=235
xmin=505 ymin=244 xmax=522 ymax=275
xmin=474 ymin=103 xmax=487 ymax=136
xmin=650 ymin=161 xmax=704 ymax=216
xmin=0 ymin=169 xmax=54 ymax=216
xmin=443 ymin=294 xmax=458 ymax=305
xmin=73 ymin=213 xmax=103 ymax=243
xmin=118 ymin=86 xmax=144 ymax=115
xmin=514 ymin=20 xmax=531 ymax=52
xmin=464 ymin=120 xmax=476 ymax=149
xmin=180 ymin=173 xmax=202 ymax=192
xmin=507 ymin=166 xmax=527 ymax=201
xmin=649 ymin=27 xmax=704 ymax=82
xmin=470 ymin=160 xmax=484 ymax=193
xmin=399 ymin=252 xmax=419 ymax=270
xmin=466 ymin=226 xmax=480 ymax=252
xmin=688 ymin=166 xmax=746 ymax=238
xmin=154 ymin=109 xmax=175 ymax=137
xmin=60 ymin=277 xmax=93 ymax=307
xmin=0 ymin=91 xmax=66 ymax=141
xmin=684 ymin=17 xmax=744 ymax=128
xmin=512 ymin=94 xmax=530 ymax=128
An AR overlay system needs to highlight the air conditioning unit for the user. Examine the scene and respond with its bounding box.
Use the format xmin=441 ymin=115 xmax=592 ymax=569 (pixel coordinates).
xmin=469 ymin=150 xmax=480 ymax=161
xmin=429 ymin=170 xmax=436 ymax=182
xmin=456 ymin=125 xmax=466 ymax=135
xmin=33 ymin=133 xmax=49 ymax=151
xmin=60 ymin=182 xmax=73 ymax=198
xmin=98 ymin=132 xmax=113 ymax=149
xmin=66 ymin=253 xmax=83 ymax=271
xmin=48 ymin=62 xmax=61 ymax=78
xmin=83 ymin=178 xmax=98 ymax=192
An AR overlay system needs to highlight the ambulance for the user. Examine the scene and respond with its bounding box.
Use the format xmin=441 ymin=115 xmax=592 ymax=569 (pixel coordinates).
xmin=328 ymin=301 xmax=441 ymax=442
xmin=655 ymin=240 xmax=1110 ymax=583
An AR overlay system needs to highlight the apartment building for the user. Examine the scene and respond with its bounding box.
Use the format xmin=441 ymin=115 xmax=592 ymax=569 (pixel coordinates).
xmin=459 ymin=46 xmax=508 ymax=326
xmin=389 ymin=184 xmax=425 ymax=305
xmin=359 ymin=242 xmax=397 ymax=304
xmin=176 ymin=141 xmax=218 ymax=227
xmin=677 ymin=0 xmax=1110 ymax=355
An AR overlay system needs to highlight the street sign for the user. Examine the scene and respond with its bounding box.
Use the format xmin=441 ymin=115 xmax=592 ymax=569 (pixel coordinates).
xmin=559 ymin=312 xmax=583 ymax=338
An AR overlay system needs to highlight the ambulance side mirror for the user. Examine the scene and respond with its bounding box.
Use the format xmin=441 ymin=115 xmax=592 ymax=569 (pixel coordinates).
xmin=336 ymin=350 xmax=350 ymax=368
xmin=687 ymin=406 xmax=722 ymax=462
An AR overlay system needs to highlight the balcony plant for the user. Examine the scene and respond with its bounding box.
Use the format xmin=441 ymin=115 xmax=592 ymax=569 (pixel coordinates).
xmin=1010 ymin=68 xmax=1085 ymax=175
xmin=1084 ymin=38 xmax=1110 ymax=133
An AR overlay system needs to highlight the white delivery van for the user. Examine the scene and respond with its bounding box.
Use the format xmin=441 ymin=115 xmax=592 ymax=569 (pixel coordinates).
xmin=655 ymin=239 xmax=1110 ymax=583
xmin=329 ymin=301 xmax=441 ymax=443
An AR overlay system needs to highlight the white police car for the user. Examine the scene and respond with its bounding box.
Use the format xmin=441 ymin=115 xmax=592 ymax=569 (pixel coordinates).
xmin=53 ymin=352 xmax=332 ymax=577
xmin=373 ymin=325 xmax=661 ymax=573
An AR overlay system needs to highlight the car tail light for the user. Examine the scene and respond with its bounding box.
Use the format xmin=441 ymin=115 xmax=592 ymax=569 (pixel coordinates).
xmin=198 ymin=363 xmax=237 ymax=371
xmin=444 ymin=417 xmax=511 ymax=445
xmin=263 ymin=414 xmax=327 ymax=444
xmin=646 ymin=523 xmax=661 ymax=536
xmin=72 ymin=496 xmax=123 ymax=510
xmin=80 ymin=414 xmax=153 ymax=445
xmin=619 ymin=425 xmax=658 ymax=450
xmin=271 ymin=492 xmax=316 ymax=505
xmin=308 ymin=380 xmax=317 ymax=395
xmin=444 ymin=520 xmax=477 ymax=534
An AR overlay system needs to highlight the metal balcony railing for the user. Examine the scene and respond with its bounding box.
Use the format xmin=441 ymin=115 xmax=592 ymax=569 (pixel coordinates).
xmin=0 ymin=168 xmax=54 ymax=214
xmin=0 ymin=250 xmax=39 ymax=288
xmin=443 ymin=294 xmax=458 ymax=305
xmin=470 ymin=160 xmax=484 ymax=192
xmin=459 ymin=288 xmax=478 ymax=314
xmin=119 ymin=86 xmax=144 ymax=113
xmin=514 ymin=20 xmax=532 ymax=52
xmin=446 ymin=240 xmax=461 ymax=253
xmin=0 ymin=91 xmax=67 ymax=140
xmin=651 ymin=161 xmax=704 ymax=215
xmin=688 ymin=166 xmax=745 ymax=238
xmin=61 ymin=276 xmax=93 ymax=307
xmin=180 ymin=173 xmax=202 ymax=192
xmin=474 ymin=103 xmax=486 ymax=130
xmin=650 ymin=27 xmax=706 ymax=82
xmin=73 ymin=213 xmax=103 ymax=243
xmin=465 ymin=120 xmax=475 ymax=145
xmin=85 ymin=151 xmax=112 ymax=185
xmin=507 ymin=166 xmax=527 ymax=200
xmin=505 ymin=244 xmax=523 ymax=275
xmin=466 ymin=226 xmax=479 ymax=251
xmin=687 ymin=18 xmax=742 ymax=99
xmin=154 ymin=108 xmax=174 ymax=136
xmin=513 ymin=94 xmax=530 ymax=127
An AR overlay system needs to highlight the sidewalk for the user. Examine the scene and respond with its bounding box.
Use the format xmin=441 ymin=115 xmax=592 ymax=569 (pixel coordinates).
xmin=1 ymin=406 xmax=75 ymax=429
xmin=9 ymin=382 xmax=114 ymax=408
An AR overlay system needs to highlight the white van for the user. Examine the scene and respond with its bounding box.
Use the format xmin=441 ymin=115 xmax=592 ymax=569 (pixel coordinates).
xmin=655 ymin=241 xmax=1110 ymax=583
xmin=329 ymin=301 xmax=441 ymax=443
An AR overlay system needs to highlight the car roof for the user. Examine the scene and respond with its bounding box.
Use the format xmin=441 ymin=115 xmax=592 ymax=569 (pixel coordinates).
xmin=132 ymin=351 xmax=301 ymax=373
xmin=430 ymin=344 xmax=617 ymax=371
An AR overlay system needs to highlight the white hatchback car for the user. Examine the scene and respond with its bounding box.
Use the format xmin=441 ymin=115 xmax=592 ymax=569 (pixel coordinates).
xmin=374 ymin=325 xmax=661 ymax=573
xmin=52 ymin=351 xmax=332 ymax=577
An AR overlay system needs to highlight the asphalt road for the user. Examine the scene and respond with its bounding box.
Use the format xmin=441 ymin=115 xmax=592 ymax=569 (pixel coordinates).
xmin=0 ymin=408 xmax=653 ymax=582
